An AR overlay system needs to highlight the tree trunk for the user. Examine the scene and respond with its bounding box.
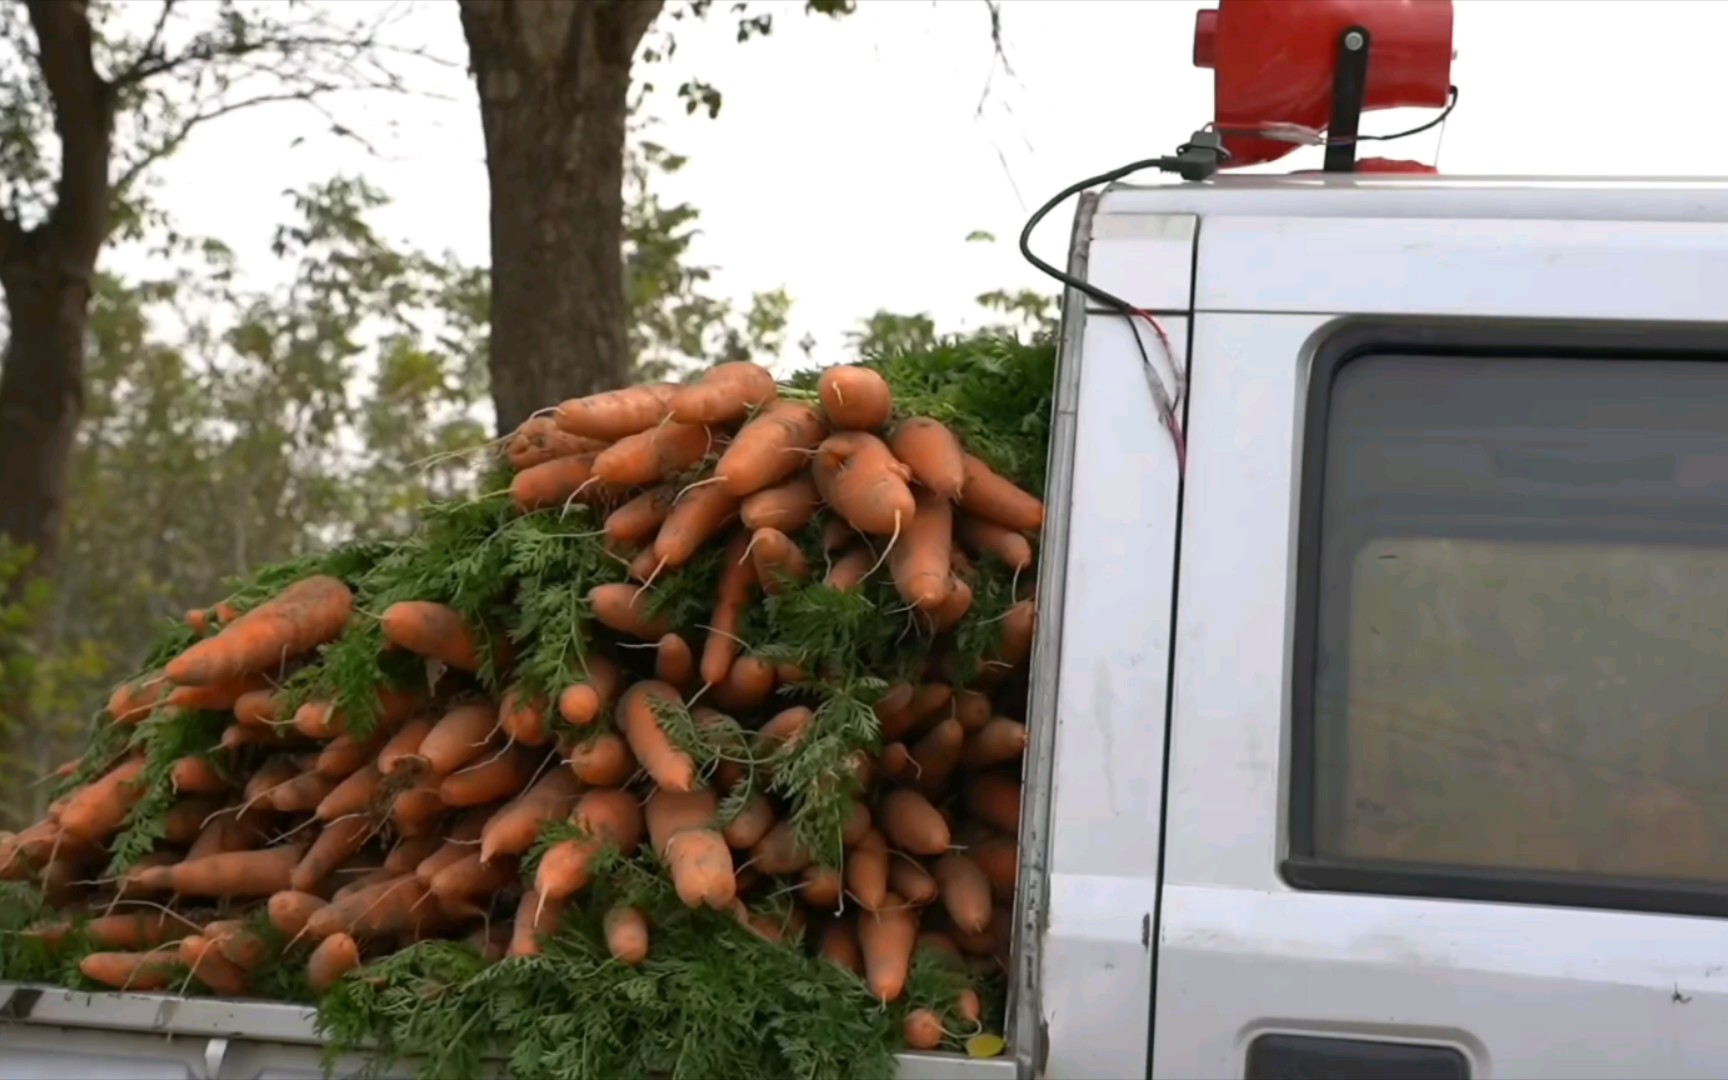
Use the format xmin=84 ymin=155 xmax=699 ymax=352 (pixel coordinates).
xmin=459 ymin=0 xmax=665 ymax=437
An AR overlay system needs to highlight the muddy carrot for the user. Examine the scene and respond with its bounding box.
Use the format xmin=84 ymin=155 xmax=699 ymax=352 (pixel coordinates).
xmin=668 ymin=361 xmax=778 ymax=426
xmin=700 ymin=530 xmax=757 ymax=687
xmin=438 ymin=746 xmax=538 ymax=807
xmin=749 ymin=527 xmax=808 ymax=595
xmin=480 ymin=769 xmax=581 ymax=863
xmin=291 ymin=815 xmax=373 ymax=894
xmin=605 ymin=485 xmax=679 ymax=546
xmin=595 ymin=421 xmax=716 ymax=486
xmin=554 ymin=383 xmax=676 ymax=440
xmin=567 ymin=731 xmax=638 ymax=786
xmin=818 ymin=365 xmax=892 ymax=431
xmin=58 ymin=757 xmax=148 ymax=844
xmin=500 ymin=687 xmax=552 ymax=747
xmin=645 ymin=787 xmax=735 ymax=910
xmin=618 ymin=680 xmax=697 ymax=792
xmin=739 ymin=473 xmax=822 ymax=533
xmin=308 ymin=932 xmax=361 ymax=994
xmin=716 ymin=400 xmax=827 ymax=497
xmin=588 ymin=583 xmax=671 ymax=641
xmin=170 ymin=755 xmax=228 ymax=795
xmin=655 ymin=633 xmax=697 ymax=692
xmin=166 ymin=575 xmax=352 ymax=686
xmin=380 ymin=601 xmax=485 ymax=673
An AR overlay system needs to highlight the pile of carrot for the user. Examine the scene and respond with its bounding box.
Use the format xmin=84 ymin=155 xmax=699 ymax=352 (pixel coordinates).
xmin=0 ymin=357 xmax=1043 ymax=1062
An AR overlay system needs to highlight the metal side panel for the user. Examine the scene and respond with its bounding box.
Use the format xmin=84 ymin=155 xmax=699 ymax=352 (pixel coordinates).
xmin=1085 ymin=201 xmax=1197 ymax=313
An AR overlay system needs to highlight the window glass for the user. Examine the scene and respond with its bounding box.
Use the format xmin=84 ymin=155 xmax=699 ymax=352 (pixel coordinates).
xmin=1312 ymin=353 xmax=1728 ymax=885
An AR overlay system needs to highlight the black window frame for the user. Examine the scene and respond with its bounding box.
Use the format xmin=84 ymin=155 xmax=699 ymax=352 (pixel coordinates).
xmin=1283 ymin=316 xmax=1728 ymax=919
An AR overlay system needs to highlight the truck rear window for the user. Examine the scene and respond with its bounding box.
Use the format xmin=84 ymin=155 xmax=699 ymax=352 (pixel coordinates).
xmin=1298 ymin=345 xmax=1728 ymax=908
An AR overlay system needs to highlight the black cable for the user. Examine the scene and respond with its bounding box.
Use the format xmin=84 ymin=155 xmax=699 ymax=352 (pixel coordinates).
xmin=1212 ymin=85 xmax=1460 ymax=146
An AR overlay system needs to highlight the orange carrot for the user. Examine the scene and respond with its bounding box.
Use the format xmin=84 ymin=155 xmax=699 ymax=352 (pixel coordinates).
xmin=668 ymin=361 xmax=778 ymax=426
xmin=880 ymin=789 xmax=951 ymax=856
xmin=306 ymin=875 xmax=434 ymax=941
xmin=818 ymin=365 xmax=892 ymax=431
xmin=749 ymin=527 xmax=808 ymax=595
xmin=890 ymin=490 xmax=954 ymax=611
xmin=721 ymin=794 xmax=777 ymax=850
xmin=171 ymin=755 xmax=229 ymax=795
xmin=740 ymin=473 xmax=822 ymax=533
xmin=511 ymin=452 xmax=606 ymax=512
xmin=507 ymin=417 xmax=605 ymax=470
xmin=605 ymin=485 xmax=679 ymax=546
xmin=930 ymin=575 xmax=974 ymax=632
xmin=383 ymin=835 xmax=445 ymax=877
xmin=183 ymin=814 xmax=263 ymax=863
xmin=957 ymin=512 xmax=1034 ymax=572
xmin=911 ymin=718 xmax=964 ymax=791
xmin=959 ymin=454 xmax=1044 ymax=533
xmin=628 ymin=543 xmax=662 ymax=582
xmin=935 ymin=853 xmax=992 ymax=933
xmin=270 ymin=771 xmax=338 ymax=814
xmin=962 ymin=718 xmax=1027 ymax=769
xmin=554 ymin=383 xmax=676 ymax=440
xmin=889 ymin=856 xmax=939 ymax=906
xmin=567 ymin=732 xmax=638 ymax=786
xmin=500 ymin=687 xmax=552 ymax=747
xmin=711 ymin=655 xmax=777 ymax=715
xmin=267 ymin=891 xmax=328 ymax=940
xmin=653 ymin=482 xmax=742 ymax=570
xmin=903 ymin=1008 xmax=944 ymax=1050
xmin=843 ymin=801 xmax=873 ymax=847
xmin=180 ymin=934 xmax=249 ymax=995
xmin=535 ymin=789 xmax=644 ymax=905
xmin=429 ymin=852 xmax=519 ymax=908
xmin=73 ymin=911 xmax=197 ymax=951
xmin=139 ymin=844 xmax=305 ymax=897
xmin=880 ymin=682 xmax=947 ymax=742
xmin=873 ymin=683 xmax=915 ymax=738
xmin=917 ymin=930 xmax=962 ymax=959
xmin=165 ymin=671 xmax=273 ymax=712
xmin=107 ymin=674 xmax=168 ymax=724
xmin=819 ymin=919 xmax=864 ymax=975
xmin=965 ymin=774 xmax=1022 ymax=834
xmin=315 ymin=731 xmax=381 ymax=780
xmin=816 ymin=432 xmax=916 ymax=536
xmin=847 ymin=829 xmax=890 ymax=911
xmin=755 ymin=704 xmax=813 ymax=765
xmin=166 ymin=575 xmax=352 ymax=686
xmin=604 ymin=905 xmax=651 ymax=965
xmin=751 ymin=819 xmax=814 ymax=876
xmin=291 ymin=815 xmax=373 ymax=894
xmin=700 ymin=530 xmax=757 ymax=687
xmin=824 ymin=546 xmax=874 ymax=590
xmin=414 ymin=839 xmax=474 ymax=889
xmin=857 ymin=894 xmax=918 ymax=1002
xmin=716 ymin=400 xmax=827 ymax=497
xmin=953 ymin=689 xmax=991 ymax=734
xmin=317 ymin=762 xmax=382 ymax=822
xmin=116 ymin=850 xmax=183 ymax=899
xmin=801 ymin=865 xmax=843 ymax=908
xmin=557 ymin=656 xmax=625 ymax=726
xmin=419 ymin=702 xmax=499 ymax=774
xmin=438 ymin=746 xmax=538 ymax=807
xmin=332 ymin=867 xmax=396 ymax=903
xmin=972 ymin=834 xmax=1017 ymax=901
xmin=391 ymin=774 xmax=446 ymax=837
xmin=380 ymin=601 xmax=485 ymax=673
xmin=618 ymin=681 xmax=697 ymax=792
xmin=79 ymin=951 xmax=180 ymax=991
xmin=655 ymin=633 xmax=697 ymax=692
xmin=890 ymin=417 xmax=966 ymax=498
xmin=990 ymin=600 xmax=1036 ymax=669
xmin=588 ymin=583 xmax=671 ymax=641
xmin=58 ymin=757 xmax=148 ymax=844
xmin=480 ymin=769 xmax=582 ymax=863
xmin=509 ymin=888 xmax=563 ymax=958
xmin=645 ymin=787 xmax=736 ymax=910
xmin=308 ymin=932 xmax=361 ymax=994
xmin=595 ymin=421 xmax=715 ymax=486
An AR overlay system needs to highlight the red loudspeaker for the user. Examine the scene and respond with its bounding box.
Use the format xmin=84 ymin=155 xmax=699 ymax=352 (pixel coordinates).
xmin=1193 ymin=0 xmax=1454 ymax=169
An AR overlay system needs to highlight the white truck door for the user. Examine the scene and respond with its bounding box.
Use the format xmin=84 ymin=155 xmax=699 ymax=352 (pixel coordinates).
xmin=1019 ymin=195 xmax=1191 ymax=1079
xmin=1153 ymin=193 xmax=1728 ymax=1080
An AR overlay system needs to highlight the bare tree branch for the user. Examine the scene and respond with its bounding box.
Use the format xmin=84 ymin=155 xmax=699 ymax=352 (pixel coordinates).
xmin=121 ymin=0 xmax=180 ymax=85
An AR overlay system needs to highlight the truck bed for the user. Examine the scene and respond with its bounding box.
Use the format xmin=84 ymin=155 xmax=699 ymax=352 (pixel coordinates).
xmin=0 ymin=982 xmax=1014 ymax=1080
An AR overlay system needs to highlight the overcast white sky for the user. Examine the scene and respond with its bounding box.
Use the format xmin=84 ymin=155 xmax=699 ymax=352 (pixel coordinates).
xmin=126 ymin=0 xmax=1728 ymax=370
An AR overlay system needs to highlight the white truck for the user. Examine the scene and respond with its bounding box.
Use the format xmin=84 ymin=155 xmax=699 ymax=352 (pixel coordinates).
xmin=9 ymin=1 xmax=1728 ymax=1077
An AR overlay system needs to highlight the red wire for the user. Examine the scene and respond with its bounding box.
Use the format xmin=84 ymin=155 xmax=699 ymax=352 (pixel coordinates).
xmin=1125 ymin=305 xmax=1187 ymax=474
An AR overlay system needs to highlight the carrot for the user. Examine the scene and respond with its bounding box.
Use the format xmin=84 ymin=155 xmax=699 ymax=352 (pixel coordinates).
xmin=651 ymin=484 xmax=742 ymax=577
xmin=308 ymin=932 xmax=361 ymax=994
xmin=816 ymin=432 xmax=916 ymax=536
xmin=75 ymin=911 xmax=197 ymax=951
xmin=316 ymin=762 xmax=382 ymax=822
xmin=430 ymin=852 xmax=519 ymax=907
xmin=567 ymin=732 xmax=638 ymax=786
xmin=507 ymin=417 xmax=605 ymax=469
xmin=605 ymin=905 xmax=651 ymax=965
xmin=185 ymin=608 xmax=212 ymax=634
xmin=930 ymin=575 xmax=974 ymax=632
xmin=965 ymin=774 xmax=1022 ymax=834
xmin=749 ymin=527 xmax=808 ymax=595
xmin=509 ymin=888 xmax=563 ymax=958
xmin=332 ymin=867 xmax=395 ymax=903
xmin=79 ymin=951 xmax=181 ymax=991
xmin=170 ymin=755 xmax=228 ymax=795
xmin=721 ymin=794 xmax=776 ymax=850
xmin=918 ymin=930 xmax=962 ymax=959
xmin=557 ymin=656 xmax=625 ymax=726
xmin=627 ymin=543 xmax=662 ymax=582
xmin=957 ymin=513 xmax=1034 ymax=572
xmin=935 ymin=853 xmax=993 ymax=934
xmin=972 ymin=835 xmax=1017 ymax=901
xmin=166 ymin=575 xmax=352 ymax=686
xmin=889 ymin=856 xmax=939 ymax=906
xmin=415 ymin=840 xmax=475 ymax=889
xmin=605 ymin=485 xmax=679 ymax=546
xmin=221 ymin=722 xmax=290 ymax=752
xmin=391 ymin=774 xmax=446 ymax=836
xmin=535 ymin=789 xmax=644 ymax=905
xmin=58 ymin=757 xmax=148 ymax=844
xmin=511 ymin=452 xmax=604 ymax=512
xmin=878 ymin=684 xmax=942 ymax=743
xmin=384 ymin=834 xmax=445 ymax=876
xmin=180 ymin=934 xmax=249 ymax=996
xmin=182 ymin=814 xmax=262 ymax=863
xmin=963 ymin=718 xmax=1027 ymax=769
xmin=165 ymin=671 xmax=273 ymax=712
xmin=711 ymin=655 xmax=777 ymax=715
xmin=990 ymin=600 xmax=1036 ymax=670
xmin=740 ymin=474 xmax=822 ymax=536
xmin=751 ymin=819 xmax=814 ymax=876
xmin=480 ymin=769 xmax=582 ymax=863
xmin=715 ymin=400 xmax=827 ymax=496
xmin=291 ymin=815 xmax=373 ymax=893
xmin=500 ymin=687 xmax=552 ymax=747
xmin=668 ymin=361 xmax=778 ymax=425
xmin=959 ymin=454 xmax=1044 ymax=533
xmin=588 ymin=582 xmax=671 ymax=641
xmin=307 ymin=875 xmax=434 ymax=941
xmin=555 ymin=383 xmax=676 ymax=440
xmin=315 ymin=731 xmax=380 ymax=780
xmin=824 ymin=546 xmax=874 ymax=590
xmin=268 ymin=891 xmax=330 ymax=938
xmin=755 ymin=704 xmax=813 ymax=764
xmin=645 ymin=787 xmax=736 ymax=910
xmin=890 ymin=490 xmax=954 ymax=611
xmin=599 ymin=421 xmax=716 ymax=488
xmin=138 ymin=843 xmax=305 ymax=897
xmin=889 ymin=417 xmax=965 ymax=497
xmin=954 ymin=987 xmax=983 ymax=1025
xmin=655 ymin=633 xmax=697 ymax=692
xmin=903 ymin=1008 xmax=944 ymax=1050
xmin=954 ymin=689 xmax=991 ymax=734
xmin=818 ymin=365 xmax=892 ymax=431
xmin=438 ymin=746 xmax=538 ymax=807
xmin=618 ymin=680 xmax=697 ymax=792
xmin=857 ymin=893 xmax=918 ymax=1002
xmin=818 ymin=919 xmax=864 ymax=975
xmin=116 ymin=850 xmax=184 ymax=899
xmin=296 ymin=687 xmax=423 ymax=740
xmin=843 ymin=801 xmax=873 ymax=847
xmin=699 ymin=530 xmax=757 ymax=687
xmin=107 ymin=674 xmax=168 ymax=724
xmin=911 ymin=718 xmax=964 ymax=791
xmin=380 ymin=601 xmax=485 ymax=673
xmin=270 ymin=771 xmax=338 ymax=814
xmin=880 ymin=789 xmax=951 ymax=856
xmin=801 ymin=865 xmax=843 ymax=908
xmin=408 ymin=702 xmax=492 ymax=775
xmin=847 ymin=828 xmax=890 ymax=911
